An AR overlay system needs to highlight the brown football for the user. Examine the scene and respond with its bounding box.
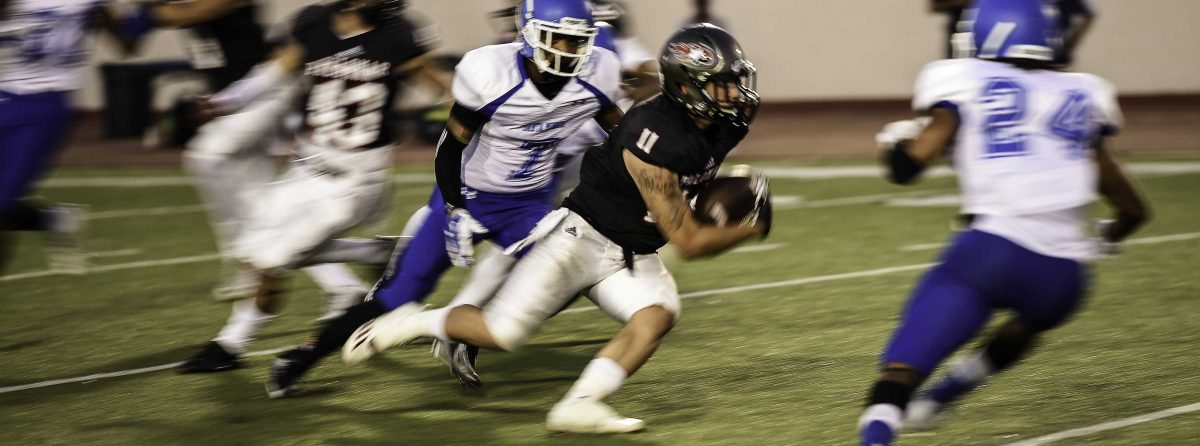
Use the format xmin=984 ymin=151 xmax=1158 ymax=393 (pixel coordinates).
xmin=693 ymin=176 xmax=758 ymax=226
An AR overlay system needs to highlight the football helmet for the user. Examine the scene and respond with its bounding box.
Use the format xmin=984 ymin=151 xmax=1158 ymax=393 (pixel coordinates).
xmin=517 ymin=0 xmax=598 ymax=77
xmin=960 ymin=0 xmax=1062 ymax=62
xmin=594 ymin=21 xmax=617 ymax=54
xmin=659 ymin=24 xmax=759 ymax=127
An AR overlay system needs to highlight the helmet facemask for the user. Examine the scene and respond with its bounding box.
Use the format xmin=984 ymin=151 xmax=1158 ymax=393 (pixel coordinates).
xmin=680 ymin=58 xmax=759 ymax=127
xmin=520 ymin=16 xmax=597 ymax=77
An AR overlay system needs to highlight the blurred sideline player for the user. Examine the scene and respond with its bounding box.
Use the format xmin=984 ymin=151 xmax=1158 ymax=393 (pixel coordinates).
xmin=859 ymin=1 xmax=1148 ymax=444
xmin=343 ymin=24 xmax=769 ymax=434
xmin=265 ymin=0 xmax=623 ymax=398
xmin=119 ymin=0 xmax=402 ymax=320
xmin=175 ymin=0 xmax=434 ymax=373
xmin=0 ymin=0 xmax=133 ymax=275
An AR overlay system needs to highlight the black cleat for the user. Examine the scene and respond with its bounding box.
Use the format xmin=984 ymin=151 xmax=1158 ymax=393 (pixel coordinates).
xmin=266 ymin=345 xmax=318 ymax=399
xmin=178 ymin=341 xmax=242 ymax=374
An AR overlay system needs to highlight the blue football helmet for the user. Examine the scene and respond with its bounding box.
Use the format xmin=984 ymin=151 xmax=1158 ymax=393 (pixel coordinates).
xmin=516 ymin=0 xmax=598 ymax=77
xmin=594 ymin=21 xmax=618 ymax=54
xmin=962 ymin=0 xmax=1062 ymax=62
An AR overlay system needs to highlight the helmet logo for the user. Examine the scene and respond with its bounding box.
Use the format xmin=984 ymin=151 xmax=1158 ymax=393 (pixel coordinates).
xmin=668 ymin=42 xmax=717 ymax=69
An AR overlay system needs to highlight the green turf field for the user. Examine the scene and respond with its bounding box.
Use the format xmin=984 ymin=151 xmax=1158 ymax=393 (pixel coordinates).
xmin=1 ymin=158 xmax=1197 ymax=445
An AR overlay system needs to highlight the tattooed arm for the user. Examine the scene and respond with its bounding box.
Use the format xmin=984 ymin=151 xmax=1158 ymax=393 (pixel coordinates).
xmin=623 ymin=150 xmax=764 ymax=259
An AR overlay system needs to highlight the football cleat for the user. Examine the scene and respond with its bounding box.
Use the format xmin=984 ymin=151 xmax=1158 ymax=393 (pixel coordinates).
xmin=178 ymin=341 xmax=242 ymax=374
xmin=546 ymin=399 xmax=645 ymax=434
xmin=432 ymin=340 xmax=483 ymax=388
xmin=266 ymin=345 xmax=318 ymax=399
xmin=903 ymin=398 xmax=946 ymax=431
xmin=44 ymin=204 xmax=88 ymax=275
xmin=341 ymin=302 xmax=423 ymax=365
xmin=316 ymin=286 xmax=368 ymax=324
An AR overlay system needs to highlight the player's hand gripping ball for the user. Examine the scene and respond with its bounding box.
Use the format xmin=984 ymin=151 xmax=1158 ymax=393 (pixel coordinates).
xmin=692 ymin=165 xmax=772 ymax=237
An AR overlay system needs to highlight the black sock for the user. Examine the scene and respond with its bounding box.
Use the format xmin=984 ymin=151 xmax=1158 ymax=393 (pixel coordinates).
xmin=983 ymin=331 xmax=1035 ymax=371
xmin=867 ymin=379 xmax=915 ymax=408
xmin=1 ymin=201 xmax=48 ymax=231
xmin=309 ymin=299 xmax=387 ymax=358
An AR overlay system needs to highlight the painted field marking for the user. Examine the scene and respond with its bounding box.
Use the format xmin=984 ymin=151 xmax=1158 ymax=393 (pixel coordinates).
xmin=730 ymin=243 xmax=787 ymax=254
xmin=88 ymin=205 xmax=208 ymax=220
xmin=0 ymin=254 xmax=221 ymax=282
xmin=0 ymin=230 xmax=1196 ymax=397
xmin=1003 ymin=401 xmax=1200 ymax=445
xmin=86 ymin=249 xmax=142 ymax=259
xmin=40 ymin=162 xmax=1200 ymax=190
xmin=0 ymin=262 xmax=938 ymax=394
xmin=900 ymin=231 xmax=1200 ymax=252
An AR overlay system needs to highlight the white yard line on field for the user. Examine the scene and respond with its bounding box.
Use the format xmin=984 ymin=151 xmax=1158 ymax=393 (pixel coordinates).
xmin=1003 ymin=402 xmax=1200 ymax=445
xmin=88 ymin=205 xmax=208 ymax=220
xmin=39 ymin=173 xmax=436 ymax=188
xmin=86 ymin=249 xmax=142 ymax=258
xmin=0 ymin=346 xmax=293 ymax=394
xmin=0 ymin=254 xmax=221 ymax=282
xmin=40 ymin=162 xmax=1200 ymax=189
xmin=900 ymin=231 xmax=1200 ymax=252
xmin=0 ymin=262 xmax=937 ymax=395
xmin=730 ymin=243 xmax=787 ymax=254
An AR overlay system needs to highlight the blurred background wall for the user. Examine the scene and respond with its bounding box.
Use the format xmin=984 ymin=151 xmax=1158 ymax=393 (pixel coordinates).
xmin=75 ymin=0 xmax=1200 ymax=109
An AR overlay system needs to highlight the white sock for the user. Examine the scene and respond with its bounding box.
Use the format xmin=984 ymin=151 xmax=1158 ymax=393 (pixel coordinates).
xmin=562 ymin=358 xmax=628 ymax=402
xmin=858 ymin=403 xmax=903 ymax=431
xmin=949 ymin=351 xmax=995 ymax=385
xmin=304 ymin=263 xmax=365 ymax=294
xmin=423 ymin=307 xmax=452 ymax=342
xmin=213 ymin=299 xmax=276 ymax=354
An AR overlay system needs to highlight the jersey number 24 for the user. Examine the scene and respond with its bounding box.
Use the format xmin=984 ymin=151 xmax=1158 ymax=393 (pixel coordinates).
xmin=981 ymin=77 xmax=1092 ymax=159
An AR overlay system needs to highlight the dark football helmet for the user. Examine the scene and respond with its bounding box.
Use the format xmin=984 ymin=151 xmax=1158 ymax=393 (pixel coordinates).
xmin=659 ymin=24 xmax=759 ymax=127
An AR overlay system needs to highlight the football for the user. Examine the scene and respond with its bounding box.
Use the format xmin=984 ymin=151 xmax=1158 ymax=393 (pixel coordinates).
xmin=692 ymin=166 xmax=766 ymax=226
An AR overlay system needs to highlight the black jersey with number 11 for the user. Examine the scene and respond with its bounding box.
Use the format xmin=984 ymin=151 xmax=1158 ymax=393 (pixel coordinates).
xmin=564 ymin=95 xmax=749 ymax=254
xmin=292 ymin=5 xmax=430 ymax=151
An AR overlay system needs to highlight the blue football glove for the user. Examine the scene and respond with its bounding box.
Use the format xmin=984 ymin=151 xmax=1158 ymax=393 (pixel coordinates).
xmin=444 ymin=207 xmax=487 ymax=267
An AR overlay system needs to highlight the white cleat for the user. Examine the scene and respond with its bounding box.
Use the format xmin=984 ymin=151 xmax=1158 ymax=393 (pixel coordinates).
xmin=903 ymin=398 xmax=945 ymax=431
xmin=546 ymin=399 xmax=645 ymax=434
xmin=44 ymin=204 xmax=88 ymax=275
xmin=341 ymin=303 xmax=423 ymax=365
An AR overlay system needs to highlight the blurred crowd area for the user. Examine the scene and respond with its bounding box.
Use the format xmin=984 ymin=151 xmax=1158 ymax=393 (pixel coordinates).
xmin=5 ymin=0 xmax=1198 ymax=163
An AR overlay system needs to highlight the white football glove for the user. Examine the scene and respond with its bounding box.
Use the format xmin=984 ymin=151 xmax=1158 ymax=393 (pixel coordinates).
xmin=444 ymin=207 xmax=488 ymax=267
xmin=876 ymin=117 xmax=931 ymax=151
xmin=1094 ymin=219 xmax=1121 ymax=258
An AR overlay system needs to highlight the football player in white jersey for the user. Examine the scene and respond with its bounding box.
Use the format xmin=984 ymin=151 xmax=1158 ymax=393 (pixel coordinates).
xmin=173 ymin=0 xmax=435 ymax=373
xmin=340 ymin=24 xmax=768 ymax=434
xmin=0 ymin=0 xmax=134 ymax=275
xmin=857 ymin=1 xmax=1148 ymax=444
xmin=265 ymin=0 xmax=623 ymax=398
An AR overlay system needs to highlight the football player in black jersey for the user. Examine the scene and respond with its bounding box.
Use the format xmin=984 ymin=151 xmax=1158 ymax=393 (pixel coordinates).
xmin=173 ymin=0 xmax=438 ymax=374
xmin=343 ymin=24 xmax=770 ymax=434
